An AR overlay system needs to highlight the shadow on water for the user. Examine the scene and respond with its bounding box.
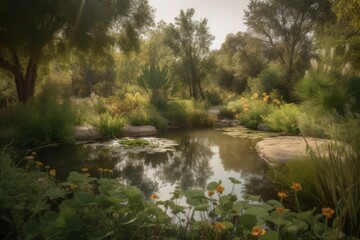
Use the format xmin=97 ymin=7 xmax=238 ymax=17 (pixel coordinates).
xmin=37 ymin=129 xmax=274 ymax=200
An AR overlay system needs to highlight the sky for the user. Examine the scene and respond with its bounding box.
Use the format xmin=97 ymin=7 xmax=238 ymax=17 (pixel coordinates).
xmin=147 ymin=0 xmax=251 ymax=49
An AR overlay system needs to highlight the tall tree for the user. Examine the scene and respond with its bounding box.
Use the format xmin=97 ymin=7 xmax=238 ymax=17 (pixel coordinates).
xmin=164 ymin=9 xmax=214 ymax=100
xmin=0 ymin=0 xmax=153 ymax=103
xmin=217 ymin=32 xmax=267 ymax=92
xmin=244 ymin=0 xmax=330 ymax=97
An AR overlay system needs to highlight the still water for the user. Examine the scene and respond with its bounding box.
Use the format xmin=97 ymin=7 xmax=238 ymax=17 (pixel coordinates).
xmin=37 ymin=129 xmax=272 ymax=200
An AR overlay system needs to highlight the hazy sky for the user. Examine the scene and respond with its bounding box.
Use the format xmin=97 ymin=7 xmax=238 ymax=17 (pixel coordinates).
xmin=148 ymin=0 xmax=251 ymax=49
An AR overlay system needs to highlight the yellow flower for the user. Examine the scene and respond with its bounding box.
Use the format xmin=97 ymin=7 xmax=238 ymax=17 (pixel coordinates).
xmin=243 ymin=107 xmax=249 ymax=112
xmin=81 ymin=168 xmax=88 ymax=172
xmin=276 ymin=207 xmax=285 ymax=213
xmin=216 ymin=185 xmax=225 ymax=194
xmin=98 ymin=168 xmax=104 ymax=172
xmin=262 ymin=92 xmax=267 ymax=96
xmin=322 ymin=207 xmax=335 ymax=219
xmin=108 ymin=169 xmax=113 ymax=173
xmin=35 ymin=161 xmax=43 ymax=166
xmin=277 ymin=191 xmax=288 ymax=199
xmin=208 ymin=190 xmax=215 ymax=197
xmin=150 ymin=193 xmax=159 ymax=200
xmin=49 ymin=169 xmax=56 ymax=176
xmin=263 ymin=95 xmax=270 ymax=102
xmin=70 ymin=184 xmax=78 ymax=191
xmin=45 ymin=165 xmax=50 ymax=169
xmin=214 ymin=222 xmax=225 ymax=232
xmin=251 ymin=226 xmax=266 ymax=237
xmin=253 ymin=93 xmax=259 ymax=98
xmin=291 ymin=182 xmax=302 ymax=191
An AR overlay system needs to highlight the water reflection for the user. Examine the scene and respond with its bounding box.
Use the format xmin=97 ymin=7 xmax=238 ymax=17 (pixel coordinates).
xmin=37 ymin=129 xmax=270 ymax=200
xmin=159 ymin=137 xmax=213 ymax=191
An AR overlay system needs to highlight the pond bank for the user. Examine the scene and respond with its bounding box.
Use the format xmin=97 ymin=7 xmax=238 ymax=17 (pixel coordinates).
xmin=256 ymin=136 xmax=330 ymax=165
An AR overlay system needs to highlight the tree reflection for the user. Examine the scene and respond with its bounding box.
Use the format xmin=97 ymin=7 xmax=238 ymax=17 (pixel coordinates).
xmin=159 ymin=136 xmax=214 ymax=191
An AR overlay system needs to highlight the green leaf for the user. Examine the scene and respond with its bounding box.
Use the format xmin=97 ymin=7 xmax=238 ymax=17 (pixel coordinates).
xmin=267 ymin=199 xmax=282 ymax=207
xmin=44 ymin=187 xmax=67 ymax=199
xmin=259 ymin=230 xmax=278 ymax=240
xmin=66 ymin=171 xmax=96 ymax=185
xmin=239 ymin=214 xmax=257 ymax=228
xmin=286 ymin=225 xmax=298 ymax=234
xmin=24 ymin=218 xmax=40 ymax=236
xmin=246 ymin=206 xmax=269 ymax=217
xmin=40 ymin=211 xmax=58 ymax=223
xmin=228 ymin=177 xmax=241 ymax=184
xmin=223 ymin=221 xmax=234 ymax=230
xmin=207 ymin=181 xmax=218 ymax=190
xmin=243 ymin=194 xmax=261 ymax=202
xmin=75 ymin=191 xmax=96 ymax=205
xmin=184 ymin=189 xmax=205 ymax=199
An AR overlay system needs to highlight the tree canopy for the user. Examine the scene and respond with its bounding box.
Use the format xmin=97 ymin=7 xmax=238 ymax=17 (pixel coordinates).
xmin=164 ymin=9 xmax=214 ymax=100
xmin=0 ymin=0 xmax=153 ymax=103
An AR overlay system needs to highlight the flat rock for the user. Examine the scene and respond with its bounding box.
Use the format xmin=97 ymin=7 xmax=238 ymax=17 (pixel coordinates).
xmin=256 ymin=136 xmax=330 ymax=165
xmin=122 ymin=125 xmax=157 ymax=137
xmin=74 ymin=125 xmax=105 ymax=141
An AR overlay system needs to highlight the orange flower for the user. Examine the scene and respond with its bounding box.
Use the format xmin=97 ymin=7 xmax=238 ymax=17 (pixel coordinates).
xmin=322 ymin=207 xmax=335 ymax=219
xmin=277 ymin=191 xmax=288 ymax=199
xmin=276 ymin=207 xmax=285 ymax=213
xmin=150 ymin=193 xmax=159 ymax=200
xmin=216 ymin=185 xmax=225 ymax=194
xmin=291 ymin=182 xmax=302 ymax=191
xmin=214 ymin=222 xmax=225 ymax=232
xmin=208 ymin=190 xmax=215 ymax=197
xmin=251 ymin=226 xmax=266 ymax=237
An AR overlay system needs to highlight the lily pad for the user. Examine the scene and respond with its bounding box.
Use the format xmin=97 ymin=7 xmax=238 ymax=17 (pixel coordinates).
xmin=219 ymin=126 xmax=280 ymax=139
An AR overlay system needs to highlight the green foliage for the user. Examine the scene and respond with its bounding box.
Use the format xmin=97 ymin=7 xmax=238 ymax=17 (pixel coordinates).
xmin=91 ymin=111 xmax=126 ymax=138
xmin=137 ymin=65 xmax=178 ymax=107
xmin=164 ymin=8 xmax=214 ymax=100
xmin=160 ymin=99 xmax=214 ymax=128
xmin=247 ymin=62 xmax=286 ymax=95
xmin=0 ymin=84 xmax=77 ymax=146
xmin=263 ymin=104 xmax=301 ymax=134
xmin=0 ymin=149 xmax=351 ymax=239
xmin=127 ymin=105 xmax=168 ymax=131
xmin=156 ymin=178 xmax=343 ymax=240
xmin=225 ymin=92 xmax=280 ymax=129
xmin=0 ymin=0 xmax=153 ymax=103
xmin=295 ymin=53 xmax=360 ymax=116
xmin=270 ymin=115 xmax=360 ymax=237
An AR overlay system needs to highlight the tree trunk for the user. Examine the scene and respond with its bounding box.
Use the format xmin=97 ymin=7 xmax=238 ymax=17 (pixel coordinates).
xmin=13 ymin=55 xmax=39 ymax=103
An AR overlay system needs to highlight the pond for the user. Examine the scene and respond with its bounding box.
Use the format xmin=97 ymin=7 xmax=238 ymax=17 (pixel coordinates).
xmin=37 ymin=129 xmax=274 ymax=201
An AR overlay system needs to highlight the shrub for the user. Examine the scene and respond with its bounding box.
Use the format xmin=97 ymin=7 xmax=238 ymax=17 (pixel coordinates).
xmin=225 ymin=92 xmax=280 ymax=129
xmin=263 ymin=104 xmax=300 ymax=134
xmin=137 ymin=65 xmax=178 ymax=108
xmin=91 ymin=111 xmax=126 ymax=138
xmin=127 ymin=105 xmax=168 ymax=131
xmin=6 ymin=84 xmax=77 ymax=147
xmin=160 ymin=99 xmax=214 ymax=128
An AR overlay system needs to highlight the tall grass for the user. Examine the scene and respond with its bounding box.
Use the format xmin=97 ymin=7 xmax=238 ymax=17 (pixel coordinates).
xmin=263 ymin=104 xmax=300 ymax=134
xmin=271 ymin=115 xmax=360 ymax=237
